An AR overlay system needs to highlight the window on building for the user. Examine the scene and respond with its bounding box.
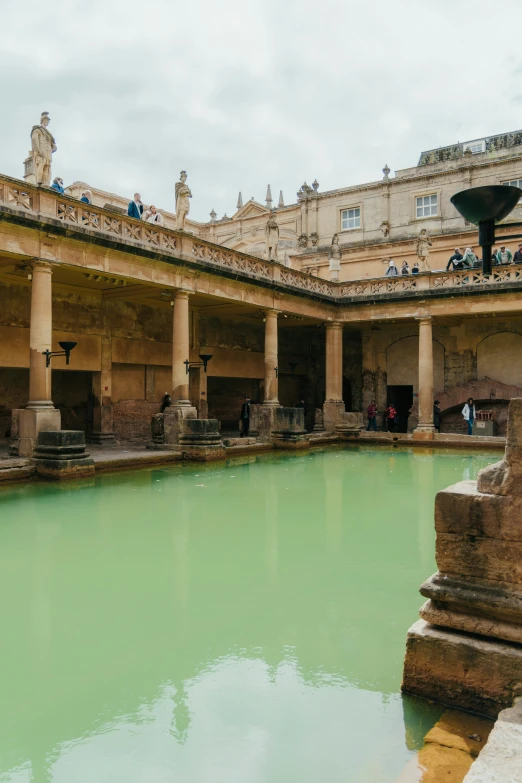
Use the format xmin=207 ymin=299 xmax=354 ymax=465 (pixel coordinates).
xmin=341 ymin=207 xmax=361 ymax=230
xmin=502 ymin=179 xmax=522 ymax=190
xmin=464 ymin=140 xmax=486 ymax=154
xmin=416 ymin=194 xmax=438 ymax=218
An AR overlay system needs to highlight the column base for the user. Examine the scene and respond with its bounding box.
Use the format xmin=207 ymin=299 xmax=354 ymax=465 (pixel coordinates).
xmin=402 ymin=619 xmax=522 ymax=719
xmin=87 ymin=432 xmax=115 ymax=444
xmin=16 ymin=406 xmax=61 ymax=456
xmin=34 ymin=430 xmax=95 ymax=480
xmin=323 ymin=400 xmax=345 ymax=432
xmin=163 ymin=405 xmax=197 ymax=445
xmin=413 ymin=426 xmax=436 ymax=441
xmin=262 ymin=400 xmax=281 ymax=407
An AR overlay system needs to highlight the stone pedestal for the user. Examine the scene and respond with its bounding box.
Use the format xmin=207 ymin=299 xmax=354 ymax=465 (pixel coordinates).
xmin=336 ymin=411 xmax=364 ymax=440
xmin=323 ymin=400 xmax=346 ymax=432
xmin=402 ymin=398 xmax=522 ymax=718
xmin=272 ymin=407 xmax=309 ymax=449
xmin=151 ymin=413 xmax=165 ymax=445
xmin=179 ymin=419 xmax=225 ymax=461
xmin=17 ymin=406 xmax=61 ymax=457
xmin=163 ymin=405 xmax=197 ymax=445
xmin=34 ymin=430 xmax=95 ymax=480
xmin=250 ymin=403 xmax=278 ymax=439
xmin=313 ymin=407 xmax=325 ymax=432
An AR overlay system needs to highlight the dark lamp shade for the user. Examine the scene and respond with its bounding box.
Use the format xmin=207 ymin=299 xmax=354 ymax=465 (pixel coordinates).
xmin=58 ymin=341 xmax=77 ymax=352
xmin=198 ymin=354 xmax=213 ymax=363
xmin=451 ymin=185 xmax=522 ymax=224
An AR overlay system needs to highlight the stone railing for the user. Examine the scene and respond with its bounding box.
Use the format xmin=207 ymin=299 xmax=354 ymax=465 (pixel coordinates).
xmin=339 ymin=265 xmax=522 ymax=299
xmin=1 ymin=175 xmax=522 ymax=303
xmin=0 ymin=175 xmax=337 ymax=299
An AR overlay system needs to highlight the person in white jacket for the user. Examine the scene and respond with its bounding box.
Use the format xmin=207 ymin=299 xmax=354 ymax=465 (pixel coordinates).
xmin=143 ymin=205 xmax=164 ymax=225
xmin=462 ymin=397 xmax=476 ymax=435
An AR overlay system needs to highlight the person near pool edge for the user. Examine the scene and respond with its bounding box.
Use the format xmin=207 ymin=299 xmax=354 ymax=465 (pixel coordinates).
xmin=240 ymin=395 xmax=251 ymax=437
xmin=462 ymin=397 xmax=476 ymax=436
xmin=366 ymin=399 xmax=377 ymax=431
xmin=433 ymin=400 xmax=441 ymax=433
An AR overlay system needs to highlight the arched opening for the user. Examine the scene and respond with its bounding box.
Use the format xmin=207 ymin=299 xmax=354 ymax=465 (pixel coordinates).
xmin=477 ymin=332 xmax=522 ymax=387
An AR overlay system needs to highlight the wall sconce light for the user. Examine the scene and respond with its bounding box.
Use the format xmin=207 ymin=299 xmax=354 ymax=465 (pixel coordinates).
xmin=288 ymin=362 xmax=298 ymax=375
xmin=184 ymin=354 xmax=213 ymax=374
xmin=42 ymin=341 xmax=77 ymax=368
xmin=274 ymin=367 xmax=279 ymax=378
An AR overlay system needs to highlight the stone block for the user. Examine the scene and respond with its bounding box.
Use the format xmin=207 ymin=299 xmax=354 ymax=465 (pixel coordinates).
xmin=272 ymin=407 xmax=305 ymax=434
xmin=16 ymin=407 xmax=61 ymax=456
xmin=323 ymin=400 xmax=345 ymax=431
xmin=420 ymin=573 xmax=522 ymax=626
xmin=402 ymin=619 xmax=522 ymax=718
xmin=435 ymin=533 xmax=522 ymax=584
xmin=34 ymin=430 xmax=95 ymax=480
xmin=163 ymin=405 xmax=197 ymax=445
xmin=435 ymin=483 xmax=522 ymax=541
xmin=179 ymin=418 xmax=225 ymax=461
xmin=150 ymin=413 xmax=165 ymax=444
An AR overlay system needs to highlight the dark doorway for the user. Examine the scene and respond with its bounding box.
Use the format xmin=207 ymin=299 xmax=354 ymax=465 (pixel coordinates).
xmin=342 ymin=377 xmax=352 ymax=411
xmin=386 ymin=385 xmax=413 ymax=433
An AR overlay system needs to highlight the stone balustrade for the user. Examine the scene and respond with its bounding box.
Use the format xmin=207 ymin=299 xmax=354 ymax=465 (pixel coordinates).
xmin=2 ymin=174 xmax=522 ymax=303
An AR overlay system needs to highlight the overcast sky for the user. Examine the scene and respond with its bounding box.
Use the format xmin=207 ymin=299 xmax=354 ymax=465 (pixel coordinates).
xmin=1 ymin=0 xmax=522 ymax=222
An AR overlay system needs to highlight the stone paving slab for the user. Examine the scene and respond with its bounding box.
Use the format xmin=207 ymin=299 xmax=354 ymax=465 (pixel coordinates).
xmin=463 ymin=698 xmax=522 ymax=782
xmin=91 ymin=449 xmax=182 ymax=471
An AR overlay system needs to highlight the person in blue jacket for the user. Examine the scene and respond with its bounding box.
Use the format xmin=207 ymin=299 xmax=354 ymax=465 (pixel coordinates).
xmin=51 ymin=177 xmax=65 ymax=193
xmin=128 ymin=192 xmax=144 ymax=220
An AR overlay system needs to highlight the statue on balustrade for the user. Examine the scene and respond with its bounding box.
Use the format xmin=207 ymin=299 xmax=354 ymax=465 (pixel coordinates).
xmin=328 ymin=233 xmax=342 ymax=281
xmin=265 ymin=211 xmax=279 ymax=261
xmin=30 ymin=112 xmax=57 ymax=187
xmin=416 ymin=228 xmax=432 ymax=271
xmin=175 ymin=171 xmax=192 ymax=230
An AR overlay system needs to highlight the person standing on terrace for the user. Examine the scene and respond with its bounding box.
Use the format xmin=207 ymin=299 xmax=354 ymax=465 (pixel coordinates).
xmin=51 ymin=177 xmax=65 ymax=194
xmin=462 ymin=398 xmax=476 ymax=436
xmin=401 ymin=261 xmax=410 ymax=275
xmin=385 ymin=260 xmax=398 ymax=276
xmin=128 ymin=193 xmax=144 ymax=220
xmin=513 ymin=244 xmax=522 ymax=264
xmin=366 ymin=400 xmax=377 ymax=431
xmin=80 ymin=190 xmax=92 ymax=204
xmin=496 ymin=245 xmax=513 ymax=265
xmin=144 ymin=205 xmax=164 ymax=225
xmin=446 ymin=248 xmax=463 ymax=270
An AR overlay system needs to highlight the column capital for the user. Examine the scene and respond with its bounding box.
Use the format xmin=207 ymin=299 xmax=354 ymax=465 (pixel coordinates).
xmin=265 ymin=308 xmax=279 ymax=318
xmin=31 ymin=260 xmax=54 ymax=274
xmin=416 ymin=316 xmax=433 ymax=324
xmin=173 ymin=289 xmax=190 ymax=300
xmin=325 ymin=320 xmax=343 ymax=330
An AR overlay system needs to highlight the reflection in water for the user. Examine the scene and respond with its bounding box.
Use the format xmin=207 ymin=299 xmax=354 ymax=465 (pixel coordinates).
xmin=0 ymin=447 xmax=497 ymax=783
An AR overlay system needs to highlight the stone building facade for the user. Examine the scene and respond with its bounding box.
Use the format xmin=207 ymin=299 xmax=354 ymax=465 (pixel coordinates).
xmin=2 ymin=128 xmax=522 ymax=448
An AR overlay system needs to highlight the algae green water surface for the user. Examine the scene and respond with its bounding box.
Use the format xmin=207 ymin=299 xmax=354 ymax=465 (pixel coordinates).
xmin=0 ymin=446 xmax=498 ymax=783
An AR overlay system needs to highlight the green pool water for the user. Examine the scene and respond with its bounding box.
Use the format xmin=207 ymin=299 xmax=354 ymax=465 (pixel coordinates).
xmin=0 ymin=446 xmax=498 ymax=783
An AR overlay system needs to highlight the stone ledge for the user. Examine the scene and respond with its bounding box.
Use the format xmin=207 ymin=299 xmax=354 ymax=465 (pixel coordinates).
xmin=463 ymin=698 xmax=522 ymax=782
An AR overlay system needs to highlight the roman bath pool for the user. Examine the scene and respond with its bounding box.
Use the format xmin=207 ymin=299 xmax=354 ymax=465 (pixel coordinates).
xmin=0 ymin=446 xmax=498 ymax=783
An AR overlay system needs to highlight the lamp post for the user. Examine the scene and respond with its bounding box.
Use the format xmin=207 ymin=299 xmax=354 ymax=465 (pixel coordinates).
xmin=184 ymin=354 xmax=213 ymax=374
xmin=42 ymin=341 xmax=77 ymax=367
xmin=451 ymin=185 xmax=522 ymax=276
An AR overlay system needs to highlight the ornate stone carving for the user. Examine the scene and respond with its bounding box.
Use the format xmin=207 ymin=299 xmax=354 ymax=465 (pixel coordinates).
xmin=265 ymin=211 xmax=279 ymax=261
xmin=297 ymin=233 xmax=308 ymax=249
xmin=29 ymin=112 xmax=57 ymax=187
xmin=380 ymin=219 xmax=391 ymax=238
xmin=175 ymin=171 xmax=192 ymax=230
xmin=310 ymin=232 xmax=319 ymax=247
xmin=416 ymin=228 xmax=432 ymax=271
xmin=382 ymin=164 xmax=390 ymax=180
xmin=328 ymin=233 xmax=342 ymax=281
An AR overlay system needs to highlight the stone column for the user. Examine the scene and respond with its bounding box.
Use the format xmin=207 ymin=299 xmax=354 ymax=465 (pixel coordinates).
xmin=172 ymin=290 xmax=191 ymax=406
xmin=323 ymin=321 xmax=345 ymax=430
xmin=17 ymin=261 xmax=61 ymax=455
xmin=414 ymin=317 xmax=435 ymax=439
xmin=90 ymin=334 xmax=114 ymax=442
xmin=263 ymin=309 xmax=279 ymax=405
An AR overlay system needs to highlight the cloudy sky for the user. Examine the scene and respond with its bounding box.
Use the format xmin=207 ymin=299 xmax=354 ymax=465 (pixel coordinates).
xmin=1 ymin=0 xmax=522 ymax=222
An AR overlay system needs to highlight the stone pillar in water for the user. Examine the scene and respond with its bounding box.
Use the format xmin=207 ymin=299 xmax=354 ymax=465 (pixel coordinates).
xmin=413 ymin=316 xmax=435 ymax=440
xmin=323 ymin=321 xmax=345 ymax=431
xmin=263 ymin=309 xmax=279 ymax=406
xmin=402 ymin=397 xmax=522 ymax=718
xmin=163 ymin=289 xmax=197 ymax=445
xmin=16 ymin=261 xmax=61 ymax=455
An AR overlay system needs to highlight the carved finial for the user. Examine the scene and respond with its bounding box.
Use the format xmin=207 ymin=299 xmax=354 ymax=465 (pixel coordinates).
xmin=382 ymin=164 xmax=390 ymax=180
xmin=278 ymin=190 xmax=284 ymax=208
xmin=265 ymin=184 xmax=273 ymax=208
xmin=236 ymin=192 xmax=243 ymax=210
xmin=312 ymin=179 xmax=319 ymax=191
xmin=209 ymin=208 xmax=217 ymax=223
